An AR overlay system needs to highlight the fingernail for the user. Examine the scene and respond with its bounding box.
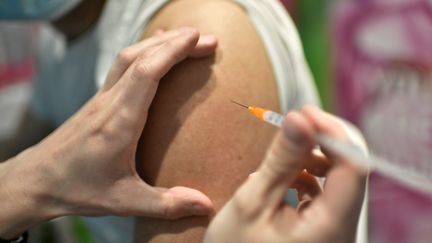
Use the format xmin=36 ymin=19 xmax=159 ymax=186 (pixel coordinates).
xmin=248 ymin=172 xmax=258 ymax=179
xmin=191 ymin=204 xmax=211 ymax=216
xmin=201 ymin=35 xmax=218 ymax=44
xmin=297 ymin=200 xmax=313 ymax=212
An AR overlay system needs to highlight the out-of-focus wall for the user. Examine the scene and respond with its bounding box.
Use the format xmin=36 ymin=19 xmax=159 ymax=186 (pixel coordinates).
xmin=0 ymin=23 xmax=38 ymax=139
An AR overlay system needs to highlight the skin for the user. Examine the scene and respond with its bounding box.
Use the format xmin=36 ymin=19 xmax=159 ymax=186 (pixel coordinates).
xmin=134 ymin=0 xmax=279 ymax=242
xmin=0 ymin=28 xmax=218 ymax=240
xmin=205 ymin=106 xmax=367 ymax=243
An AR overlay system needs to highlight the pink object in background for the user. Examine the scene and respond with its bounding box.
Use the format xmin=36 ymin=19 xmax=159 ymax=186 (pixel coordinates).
xmin=0 ymin=59 xmax=34 ymax=89
xmin=334 ymin=0 xmax=432 ymax=124
xmin=333 ymin=1 xmax=432 ymax=242
xmin=0 ymin=23 xmax=38 ymax=88
xmin=279 ymin=0 xmax=297 ymax=20
xmin=0 ymin=23 xmax=39 ymax=138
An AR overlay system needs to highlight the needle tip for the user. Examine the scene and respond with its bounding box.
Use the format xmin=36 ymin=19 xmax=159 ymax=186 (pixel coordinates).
xmin=230 ymin=100 xmax=249 ymax=109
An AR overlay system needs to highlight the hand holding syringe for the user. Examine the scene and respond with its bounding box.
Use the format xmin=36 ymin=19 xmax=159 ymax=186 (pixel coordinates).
xmin=231 ymin=101 xmax=432 ymax=194
xmin=206 ymin=103 xmax=368 ymax=243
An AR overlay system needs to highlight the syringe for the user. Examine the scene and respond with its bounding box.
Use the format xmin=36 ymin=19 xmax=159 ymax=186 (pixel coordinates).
xmin=231 ymin=100 xmax=432 ymax=194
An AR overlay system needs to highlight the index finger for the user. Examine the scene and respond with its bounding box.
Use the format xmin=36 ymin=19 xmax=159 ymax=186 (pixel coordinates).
xmin=111 ymin=29 xmax=202 ymax=123
xmin=101 ymin=28 xmax=195 ymax=91
xmin=102 ymin=28 xmax=217 ymax=92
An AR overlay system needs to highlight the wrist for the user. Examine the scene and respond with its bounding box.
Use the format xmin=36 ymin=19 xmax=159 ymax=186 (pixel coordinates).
xmin=0 ymin=147 xmax=65 ymax=239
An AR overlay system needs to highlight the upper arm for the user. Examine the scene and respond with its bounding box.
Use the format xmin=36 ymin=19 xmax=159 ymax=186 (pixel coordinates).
xmin=135 ymin=0 xmax=279 ymax=241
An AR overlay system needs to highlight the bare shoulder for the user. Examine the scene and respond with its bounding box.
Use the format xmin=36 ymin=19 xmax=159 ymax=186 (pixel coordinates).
xmin=135 ymin=0 xmax=280 ymax=242
xmin=144 ymin=0 xmax=257 ymax=37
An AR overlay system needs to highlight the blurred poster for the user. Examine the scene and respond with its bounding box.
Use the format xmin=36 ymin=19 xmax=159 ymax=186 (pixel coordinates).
xmin=0 ymin=23 xmax=39 ymax=138
xmin=333 ymin=1 xmax=432 ymax=242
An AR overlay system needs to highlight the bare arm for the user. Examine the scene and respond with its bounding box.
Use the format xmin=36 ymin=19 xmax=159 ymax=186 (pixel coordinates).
xmin=135 ymin=0 xmax=280 ymax=242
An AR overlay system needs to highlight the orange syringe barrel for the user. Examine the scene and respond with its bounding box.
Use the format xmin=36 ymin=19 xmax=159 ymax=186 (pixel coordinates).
xmin=230 ymin=100 xmax=284 ymax=127
xmin=248 ymin=106 xmax=267 ymax=121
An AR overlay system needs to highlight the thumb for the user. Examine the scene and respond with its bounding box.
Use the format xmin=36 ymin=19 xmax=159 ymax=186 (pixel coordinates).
xmin=248 ymin=112 xmax=315 ymax=207
xmin=111 ymin=178 xmax=214 ymax=220
xmin=152 ymin=186 xmax=215 ymax=219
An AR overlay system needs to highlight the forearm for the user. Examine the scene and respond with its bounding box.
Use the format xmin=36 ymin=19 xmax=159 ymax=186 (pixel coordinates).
xmin=0 ymin=148 xmax=61 ymax=239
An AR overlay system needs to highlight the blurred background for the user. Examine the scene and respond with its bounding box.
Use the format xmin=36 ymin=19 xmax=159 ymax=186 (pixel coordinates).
xmin=1 ymin=0 xmax=431 ymax=242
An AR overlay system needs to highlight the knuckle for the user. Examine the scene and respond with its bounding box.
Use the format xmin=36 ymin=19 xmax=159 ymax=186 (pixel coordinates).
xmin=179 ymin=28 xmax=199 ymax=44
xmin=117 ymin=48 xmax=134 ymax=66
xmin=133 ymin=60 xmax=153 ymax=81
xmin=165 ymin=40 xmax=187 ymax=62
